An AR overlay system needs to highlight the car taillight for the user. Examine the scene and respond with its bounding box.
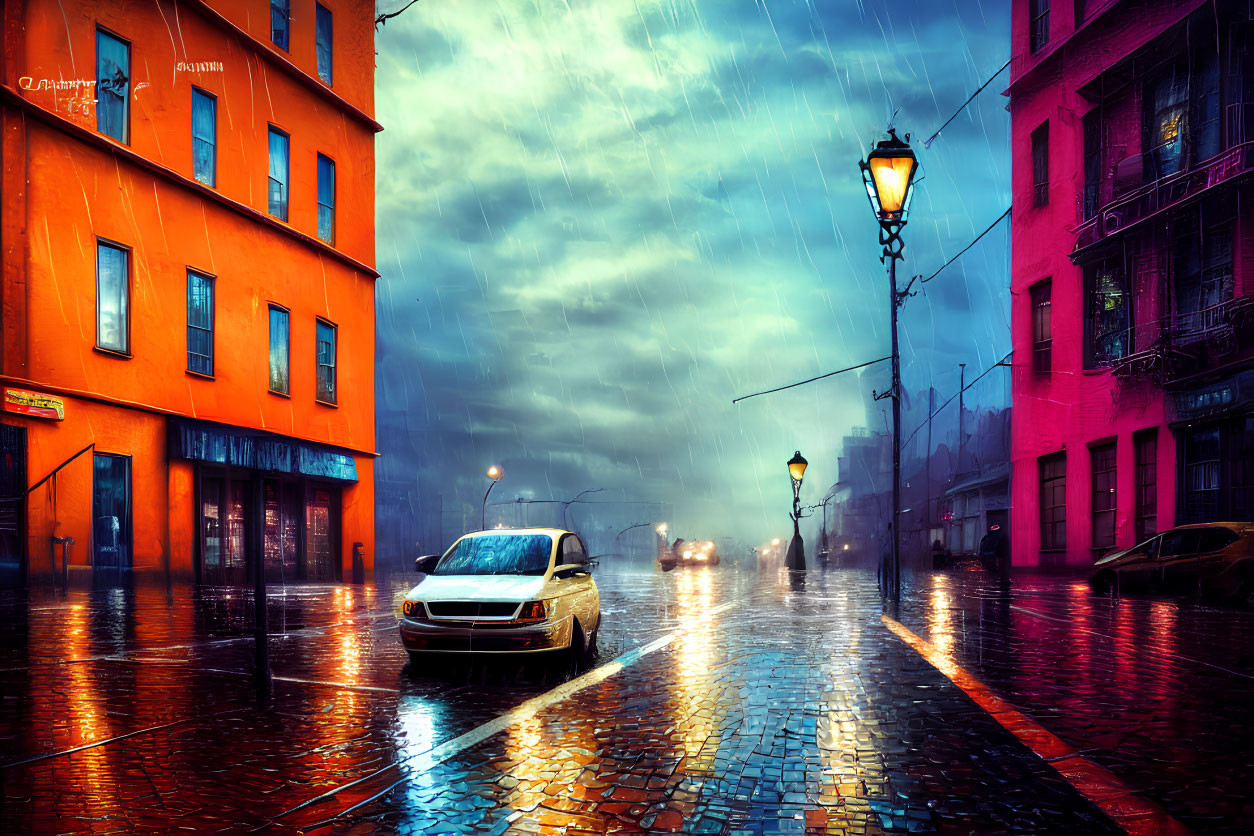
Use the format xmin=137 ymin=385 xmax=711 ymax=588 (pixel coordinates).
xmin=516 ymin=601 xmax=546 ymax=623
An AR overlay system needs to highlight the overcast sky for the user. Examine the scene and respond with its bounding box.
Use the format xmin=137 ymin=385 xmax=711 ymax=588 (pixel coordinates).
xmin=374 ymin=0 xmax=1011 ymax=546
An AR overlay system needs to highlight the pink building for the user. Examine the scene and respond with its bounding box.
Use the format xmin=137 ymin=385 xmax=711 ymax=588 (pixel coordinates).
xmin=1010 ymin=0 xmax=1254 ymax=567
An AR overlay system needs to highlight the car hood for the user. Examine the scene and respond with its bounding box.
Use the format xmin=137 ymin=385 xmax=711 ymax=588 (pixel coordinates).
xmin=1093 ymin=545 xmax=1138 ymax=568
xmin=406 ymin=574 xmax=548 ymax=602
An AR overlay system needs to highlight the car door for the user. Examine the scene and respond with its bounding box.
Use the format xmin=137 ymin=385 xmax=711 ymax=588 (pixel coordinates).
xmin=1157 ymin=529 xmax=1201 ymax=591
xmin=554 ymin=534 xmax=598 ymax=634
xmin=1190 ymin=527 xmax=1241 ymax=592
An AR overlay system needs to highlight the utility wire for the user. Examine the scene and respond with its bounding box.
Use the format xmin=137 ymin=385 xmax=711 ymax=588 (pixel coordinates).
xmin=732 ymin=356 xmax=892 ymax=405
xmin=923 ymin=59 xmax=1011 ymax=148
xmin=901 ymin=351 xmax=1013 ymax=450
xmin=920 ymin=207 xmax=1012 ymax=284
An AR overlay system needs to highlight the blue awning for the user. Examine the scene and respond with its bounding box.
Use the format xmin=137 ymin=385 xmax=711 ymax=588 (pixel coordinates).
xmin=169 ymin=418 xmax=358 ymax=482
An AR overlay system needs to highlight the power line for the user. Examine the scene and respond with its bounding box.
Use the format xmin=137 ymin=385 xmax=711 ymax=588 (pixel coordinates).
xmin=901 ymin=351 xmax=1012 ymax=450
xmin=732 ymin=356 xmax=892 ymax=405
xmin=923 ymin=59 xmax=1011 ymax=148
xmin=919 ymin=207 xmax=1011 ymax=285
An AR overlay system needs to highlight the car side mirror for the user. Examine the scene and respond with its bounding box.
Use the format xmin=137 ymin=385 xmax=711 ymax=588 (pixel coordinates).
xmin=415 ymin=554 xmax=440 ymax=574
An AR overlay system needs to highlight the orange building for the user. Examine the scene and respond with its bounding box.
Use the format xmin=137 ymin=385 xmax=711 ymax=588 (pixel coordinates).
xmin=0 ymin=0 xmax=378 ymax=586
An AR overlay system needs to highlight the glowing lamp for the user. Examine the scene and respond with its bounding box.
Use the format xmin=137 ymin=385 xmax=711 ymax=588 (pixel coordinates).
xmin=860 ymin=129 xmax=917 ymax=225
xmin=787 ymin=451 xmax=808 ymax=484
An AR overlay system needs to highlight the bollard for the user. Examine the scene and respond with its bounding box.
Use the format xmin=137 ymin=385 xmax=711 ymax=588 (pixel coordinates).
xmin=351 ymin=542 xmax=365 ymax=585
xmin=51 ymin=536 xmax=74 ymax=591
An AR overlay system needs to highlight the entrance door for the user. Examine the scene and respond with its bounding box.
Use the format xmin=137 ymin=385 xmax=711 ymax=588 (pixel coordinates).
xmin=263 ymin=479 xmax=301 ymax=582
xmin=200 ymin=475 xmax=248 ymax=585
xmin=304 ymin=484 xmax=340 ymax=582
xmin=0 ymin=425 xmax=26 ymax=584
xmin=92 ymin=453 xmax=132 ymax=572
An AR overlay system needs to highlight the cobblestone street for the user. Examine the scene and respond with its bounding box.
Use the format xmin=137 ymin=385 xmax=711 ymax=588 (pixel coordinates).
xmin=1 ymin=563 xmax=1251 ymax=834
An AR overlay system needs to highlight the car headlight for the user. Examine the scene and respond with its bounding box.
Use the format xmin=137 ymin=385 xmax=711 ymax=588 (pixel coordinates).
xmin=516 ymin=600 xmax=549 ymax=624
xmin=697 ymin=553 xmax=708 ymax=560
xmin=401 ymin=600 xmax=424 ymax=618
xmin=683 ymin=550 xmax=693 ymax=558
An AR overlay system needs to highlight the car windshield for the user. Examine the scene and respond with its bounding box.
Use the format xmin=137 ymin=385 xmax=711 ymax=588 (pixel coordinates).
xmin=432 ymin=534 xmax=553 ymax=576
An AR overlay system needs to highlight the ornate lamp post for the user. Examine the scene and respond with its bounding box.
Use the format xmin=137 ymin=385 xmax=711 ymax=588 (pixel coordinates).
xmin=786 ymin=450 xmax=808 ymax=570
xmin=482 ymin=465 xmax=504 ymax=530
xmin=860 ymin=128 xmax=918 ymax=601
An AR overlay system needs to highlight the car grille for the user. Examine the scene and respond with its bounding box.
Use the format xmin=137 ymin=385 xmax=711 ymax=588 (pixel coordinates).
xmin=426 ymin=601 xmax=520 ymax=619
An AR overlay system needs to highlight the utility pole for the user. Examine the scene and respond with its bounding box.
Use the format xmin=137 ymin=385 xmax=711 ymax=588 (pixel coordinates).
xmin=958 ymin=363 xmax=967 ymax=474
xmin=925 ymin=386 xmax=934 ymax=538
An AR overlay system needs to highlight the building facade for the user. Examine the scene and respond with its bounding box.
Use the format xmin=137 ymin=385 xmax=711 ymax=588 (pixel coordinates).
xmin=0 ymin=0 xmax=378 ymax=585
xmin=1010 ymin=0 xmax=1253 ymax=566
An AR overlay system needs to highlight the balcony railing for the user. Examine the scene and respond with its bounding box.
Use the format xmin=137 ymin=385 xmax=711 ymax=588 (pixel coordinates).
xmin=1108 ymin=297 xmax=1254 ymax=384
xmin=1072 ymin=140 xmax=1254 ymax=256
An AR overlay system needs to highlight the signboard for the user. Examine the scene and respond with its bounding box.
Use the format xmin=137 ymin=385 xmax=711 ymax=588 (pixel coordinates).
xmin=3 ymin=388 xmax=65 ymax=420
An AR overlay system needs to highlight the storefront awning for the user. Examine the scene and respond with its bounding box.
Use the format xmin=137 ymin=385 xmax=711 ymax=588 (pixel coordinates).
xmin=169 ymin=418 xmax=358 ymax=482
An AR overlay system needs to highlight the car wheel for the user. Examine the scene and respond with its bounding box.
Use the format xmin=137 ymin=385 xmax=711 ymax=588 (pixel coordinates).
xmin=586 ymin=623 xmax=599 ymax=658
xmin=406 ymin=651 xmax=423 ymax=667
xmin=1092 ymin=571 xmax=1116 ymax=596
xmin=569 ymin=621 xmax=587 ymax=673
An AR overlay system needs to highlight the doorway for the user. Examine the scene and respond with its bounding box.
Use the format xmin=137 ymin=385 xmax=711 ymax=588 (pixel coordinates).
xmin=92 ymin=453 xmax=132 ymax=572
xmin=0 ymin=425 xmax=26 ymax=585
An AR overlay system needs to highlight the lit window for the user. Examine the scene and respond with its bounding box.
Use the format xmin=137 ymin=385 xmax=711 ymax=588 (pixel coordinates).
xmin=96 ymin=30 xmax=130 ymax=143
xmin=268 ymin=127 xmax=289 ymax=221
xmin=192 ymin=89 xmax=216 ymax=187
xmin=1086 ymin=256 xmax=1128 ymax=367
xmin=96 ymin=241 xmax=130 ymax=354
xmin=316 ymin=319 xmax=337 ymax=404
xmin=187 ymin=271 xmax=214 ymax=375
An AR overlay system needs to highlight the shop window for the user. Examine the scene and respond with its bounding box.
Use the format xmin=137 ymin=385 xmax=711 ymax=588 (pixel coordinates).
xmin=270 ymin=0 xmax=290 ymax=51
xmin=192 ymin=88 xmax=216 ymax=187
xmin=264 ymin=480 xmax=301 ymax=582
xmin=186 ymin=271 xmax=214 ymax=376
xmin=269 ymin=305 xmax=290 ymax=395
xmin=268 ymin=127 xmax=289 ymax=221
xmin=96 ymin=29 xmax=130 ymax=143
xmin=201 ymin=476 xmax=247 ymax=583
xmin=305 ymin=485 xmax=339 ymax=581
xmin=1085 ymin=255 xmax=1128 ymax=367
xmin=1134 ymin=430 xmax=1157 ymax=542
xmin=316 ymin=319 xmax=337 ymax=404
xmin=1031 ymin=121 xmax=1049 ymax=207
xmin=1040 ymin=452 xmax=1066 ymax=551
xmin=1091 ymin=442 xmax=1116 ymax=553
xmin=96 ymin=240 xmax=130 ymax=354
xmin=1031 ymin=279 xmax=1051 ymax=373
xmin=316 ymin=4 xmax=333 ymax=85
xmin=317 ymin=153 xmax=335 ymax=244
xmin=1030 ymin=0 xmax=1050 ymax=53
xmin=92 ymin=454 xmax=132 ymax=570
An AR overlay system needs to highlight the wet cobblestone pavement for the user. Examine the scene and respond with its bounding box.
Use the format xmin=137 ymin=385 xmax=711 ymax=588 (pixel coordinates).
xmin=0 ymin=562 xmax=1249 ymax=833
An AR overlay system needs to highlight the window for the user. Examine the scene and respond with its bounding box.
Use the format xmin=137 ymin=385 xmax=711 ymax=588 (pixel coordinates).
xmin=96 ymin=29 xmax=130 ymax=143
xmin=92 ymin=454 xmax=132 ymax=569
xmin=1159 ymin=529 xmax=1199 ymax=558
xmin=187 ymin=271 xmax=214 ymax=375
xmin=1082 ymin=109 xmax=1102 ymax=219
xmin=1193 ymin=51 xmax=1221 ymax=163
xmin=268 ymin=305 xmax=290 ymax=394
xmin=1182 ymin=426 xmax=1220 ymax=523
xmin=192 ymin=88 xmax=216 ymax=187
xmin=1134 ymin=430 xmax=1157 ymax=542
xmin=316 ymin=319 xmax=337 ymax=404
xmin=316 ymin=4 xmax=333 ymax=85
xmin=1086 ymin=255 xmax=1128 ymax=367
xmin=96 ymin=240 xmax=129 ymax=354
xmin=1074 ymin=0 xmax=1087 ymax=25
xmin=268 ymin=127 xmax=289 ymax=221
xmin=1040 ymin=452 xmax=1066 ymax=551
xmin=317 ymin=154 xmax=335 ymax=244
xmin=1196 ymin=527 xmax=1238 ymax=554
xmin=1173 ymin=209 xmax=1233 ymax=335
xmin=1031 ymin=121 xmax=1049 ymax=207
xmin=1145 ymin=63 xmax=1188 ymax=180
xmin=1031 ymin=279 xmax=1052 ymax=373
xmin=1029 ymin=0 xmax=1050 ymax=53
xmin=270 ymin=0 xmax=290 ymax=51
xmin=1091 ymin=442 xmax=1116 ymax=553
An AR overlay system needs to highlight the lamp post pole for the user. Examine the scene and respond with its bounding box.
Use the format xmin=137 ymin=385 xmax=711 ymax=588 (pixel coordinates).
xmin=786 ymin=451 xmax=808 ymax=570
xmin=860 ymin=128 xmax=918 ymax=603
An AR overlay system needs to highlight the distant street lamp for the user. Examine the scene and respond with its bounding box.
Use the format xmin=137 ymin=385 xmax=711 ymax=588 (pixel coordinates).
xmin=860 ymin=128 xmax=918 ymax=602
xmin=786 ymin=450 xmax=808 ymax=570
xmin=482 ymin=465 xmax=504 ymax=530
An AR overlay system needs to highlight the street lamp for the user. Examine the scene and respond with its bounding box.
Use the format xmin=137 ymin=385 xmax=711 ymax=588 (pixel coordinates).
xmin=482 ymin=465 xmax=504 ymax=530
xmin=786 ymin=450 xmax=807 ymax=570
xmin=860 ymin=128 xmax=918 ymax=602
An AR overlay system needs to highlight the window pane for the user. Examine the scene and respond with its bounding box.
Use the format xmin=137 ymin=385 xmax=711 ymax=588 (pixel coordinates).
xmin=316 ymin=4 xmax=333 ymax=85
xmin=316 ymin=320 xmax=336 ymax=403
xmin=268 ymin=129 xmax=289 ymax=220
xmin=269 ymin=307 xmax=290 ymax=394
xmin=271 ymin=0 xmax=289 ymax=50
xmin=96 ymin=242 xmax=129 ymax=353
xmin=187 ymin=272 xmax=213 ymax=375
xmin=96 ymin=31 xmax=130 ymax=143
xmin=192 ymin=90 xmax=216 ymax=187
xmin=317 ymin=154 xmax=335 ymax=243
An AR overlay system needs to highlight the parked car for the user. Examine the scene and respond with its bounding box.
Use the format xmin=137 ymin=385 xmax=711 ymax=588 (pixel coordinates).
xmin=399 ymin=528 xmax=601 ymax=664
xmin=1090 ymin=522 xmax=1254 ymax=604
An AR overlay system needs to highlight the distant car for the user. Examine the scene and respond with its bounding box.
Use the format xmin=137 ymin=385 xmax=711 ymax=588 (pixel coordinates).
xmin=399 ymin=528 xmax=601 ymax=664
xmin=1090 ymin=522 xmax=1254 ymax=604
xmin=678 ymin=540 xmax=720 ymax=566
